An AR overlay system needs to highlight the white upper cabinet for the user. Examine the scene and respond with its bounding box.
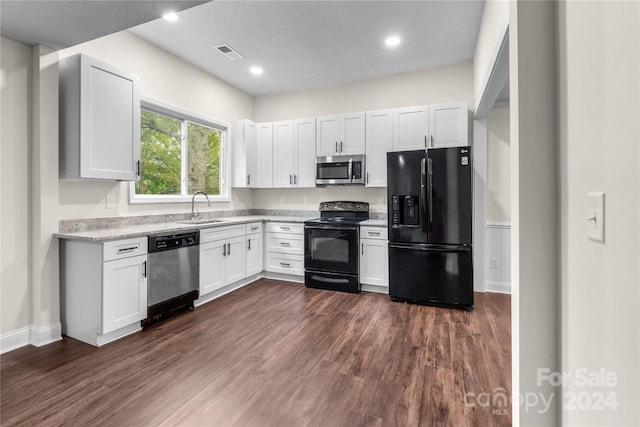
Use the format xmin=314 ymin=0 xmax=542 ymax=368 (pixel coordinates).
xmin=315 ymin=113 xmax=365 ymax=156
xmin=274 ymin=118 xmax=316 ymax=188
xmin=293 ymin=118 xmax=316 ymax=187
xmin=256 ymin=122 xmax=274 ymax=188
xmin=273 ymin=120 xmax=295 ymax=187
xmin=365 ymin=110 xmax=393 ymax=187
xmin=428 ymin=101 xmax=469 ymax=148
xmin=59 ymin=54 xmax=141 ymax=180
xmin=232 ymin=119 xmax=257 ymax=188
xmin=392 ymin=106 xmax=429 ymax=151
xmin=391 ymin=102 xmax=469 ymax=151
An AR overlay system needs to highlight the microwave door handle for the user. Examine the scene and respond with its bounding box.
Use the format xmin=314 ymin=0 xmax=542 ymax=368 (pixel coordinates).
xmin=421 ymin=158 xmax=427 ymax=233
xmin=348 ymin=158 xmax=353 ymax=183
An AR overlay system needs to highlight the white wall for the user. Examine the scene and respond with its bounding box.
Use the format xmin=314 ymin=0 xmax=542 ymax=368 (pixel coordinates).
xmin=510 ymin=1 xmax=560 ymax=424
xmin=1 ymin=37 xmax=32 ymax=335
xmin=558 ymin=1 xmax=640 ymax=425
xmin=57 ymin=31 xmax=255 ymax=220
xmin=486 ymin=105 xmax=510 ymax=223
xmin=473 ymin=0 xmax=509 ymax=109
xmin=253 ymin=62 xmax=473 ymax=213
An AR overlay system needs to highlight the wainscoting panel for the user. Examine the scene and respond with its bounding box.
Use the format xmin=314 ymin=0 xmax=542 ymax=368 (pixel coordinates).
xmin=485 ymin=223 xmax=511 ymax=294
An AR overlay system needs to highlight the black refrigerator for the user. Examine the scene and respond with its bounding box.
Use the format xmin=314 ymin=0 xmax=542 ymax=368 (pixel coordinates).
xmin=387 ymin=147 xmax=473 ymax=310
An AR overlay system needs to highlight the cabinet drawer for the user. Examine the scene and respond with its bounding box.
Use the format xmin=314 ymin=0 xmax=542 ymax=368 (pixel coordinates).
xmin=103 ymin=237 xmax=147 ymax=262
xmin=265 ymin=252 xmax=304 ymax=276
xmin=360 ymin=226 xmax=388 ymax=240
xmin=200 ymin=224 xmax=245 ymax=243
xmin=266 ymin=222 xmax=303 ymax=234
xmin=246 ymin=222 xmax=263 ymax=235
xmin=266 ymin=233 xmax=304 ymax=255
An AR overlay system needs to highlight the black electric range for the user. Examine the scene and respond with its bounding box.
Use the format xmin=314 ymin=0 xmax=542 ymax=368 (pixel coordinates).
xmin=304 ymin=201 xmax=369 ymax=293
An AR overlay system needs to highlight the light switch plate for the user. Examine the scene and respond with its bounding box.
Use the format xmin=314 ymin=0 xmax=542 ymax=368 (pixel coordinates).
xmin=587 ymin=192 xmax=605 ymax=242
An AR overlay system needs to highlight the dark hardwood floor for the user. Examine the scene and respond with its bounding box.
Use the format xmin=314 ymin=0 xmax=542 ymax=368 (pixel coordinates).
xmin=1 ymin=279 xmax=511 ymax=426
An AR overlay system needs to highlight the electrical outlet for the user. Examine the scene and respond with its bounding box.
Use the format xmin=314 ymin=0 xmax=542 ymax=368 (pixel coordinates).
xmin=490 ymin=258 xmax=499 ymax=269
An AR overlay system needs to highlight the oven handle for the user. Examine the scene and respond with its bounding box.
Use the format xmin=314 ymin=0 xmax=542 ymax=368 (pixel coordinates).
xmin=304 ymin=225 xmax=358 ymax=232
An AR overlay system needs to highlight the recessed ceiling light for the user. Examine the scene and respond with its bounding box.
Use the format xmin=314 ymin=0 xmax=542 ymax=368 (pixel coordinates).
xmin=163 ymin=12 xmax=178 ymax=22
xmin=250 ymin=66 xmax=264 ymax=76
xmin=385 ymin=36 xmax=401 ymax=47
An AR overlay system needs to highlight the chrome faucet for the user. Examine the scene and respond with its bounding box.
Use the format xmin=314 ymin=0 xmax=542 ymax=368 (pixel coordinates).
xmin=191 ymin=191 xmax=211 ymax=220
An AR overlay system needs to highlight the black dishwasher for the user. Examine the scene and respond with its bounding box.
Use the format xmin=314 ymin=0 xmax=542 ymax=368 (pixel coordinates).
xmin=144 ymin=230 xmax=199 ymax=326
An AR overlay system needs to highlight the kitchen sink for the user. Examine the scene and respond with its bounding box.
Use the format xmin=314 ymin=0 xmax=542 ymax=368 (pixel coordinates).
xmin=178 ymin=218 xmax=226 ymax=225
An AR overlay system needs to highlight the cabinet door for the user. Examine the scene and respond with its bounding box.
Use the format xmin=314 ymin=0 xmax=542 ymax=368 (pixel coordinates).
xmin=81 ymin=55 xmax=140 ymax=180
xmin=245 ymin=233 xmax=264 ymax=277
xmin=232 ymin=119 xmax=256 ymax=188
xmin=359 ymin=239 xmax=389 ymax=287
xmin=273 ymin=120 xmax=295 ymax=187
xmin=293 ymin=118 xmax=316 ymax=187
xmin=316 ymin=115 xmax=340 ymax=156
xmin=392 ymin=106 xmax=428 ymax=151
xmin=102 ymin=254 xmax=147 ymax=334
xmin=256 ymin=122 xmax=274 ymax=188
xmin=365 ymin=110 xmax=393 ymax=187
xmin=245 ymin=121 xmax=258 ymax=187
xmin=340 ymin=112 xmax=365 ymax=155
xmin=225 ymin=236 xmax=246 ymax=284
xmin=200 ymin=241 xmax=225 ymax=295
xmin=428 ymin=101 xmax=468 ymax=148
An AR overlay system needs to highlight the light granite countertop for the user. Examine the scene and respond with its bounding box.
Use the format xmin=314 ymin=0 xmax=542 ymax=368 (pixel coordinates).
xmin=359 ymin=219 xmax=386 ymax=227
xmin=55 ymin=215 xmax=315 ymax=242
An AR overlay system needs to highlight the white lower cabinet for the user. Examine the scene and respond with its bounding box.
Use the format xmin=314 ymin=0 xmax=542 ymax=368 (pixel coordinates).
xmin=102 ymin=255 xmax=148 ymax=334
xmin=359 ymin=227 xmax=389 ymax=290
xmin=265 ymin=222 xmax=304 ymax=276
xmin=246 ymin=222 xmax=264 ymax=277
xmin=200 ymin=225 xmax=246 ymax=296
xmin=60 ymin=236 xmax=148 ymax=346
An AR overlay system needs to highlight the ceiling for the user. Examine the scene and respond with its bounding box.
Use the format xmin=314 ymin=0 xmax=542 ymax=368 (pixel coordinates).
xmin=129 ymin=0 xmax=486 ymax=96
xmin=1 ymin=0 xmax=488 ymax=98
xmin=0 ymin=0 xmax=207 ymax=50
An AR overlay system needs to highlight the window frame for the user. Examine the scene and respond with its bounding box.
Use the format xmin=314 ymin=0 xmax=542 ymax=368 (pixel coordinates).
xmin=129 ymin=98 xmax=230 ymax=204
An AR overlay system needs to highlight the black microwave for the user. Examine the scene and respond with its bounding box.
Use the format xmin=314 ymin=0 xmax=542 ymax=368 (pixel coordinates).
xmin=315 ymin=155 xmax=365 ymax=186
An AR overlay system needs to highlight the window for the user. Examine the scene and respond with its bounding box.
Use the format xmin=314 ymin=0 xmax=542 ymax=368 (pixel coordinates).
xmin=130 ymin=100 xmax=228 ymax=202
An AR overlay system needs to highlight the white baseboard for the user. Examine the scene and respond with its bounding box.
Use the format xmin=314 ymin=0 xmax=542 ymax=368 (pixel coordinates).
xmin=361 ymin=284 xmax=389 ymax=294
xmin=486 ymin=280 xmax=511 ymax=294
xmin=0 ymin=322 xmax=62 ymax=354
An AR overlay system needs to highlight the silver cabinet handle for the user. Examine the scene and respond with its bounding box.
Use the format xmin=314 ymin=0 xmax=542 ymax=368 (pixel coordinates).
xmin=280 ymin=226 xmax=291 ymax=231
xmin=227 ymin=242 xmax=231 ymax=255
xmin=366 ymin=172 xmax=369 ymax=184
xmin=248 ymin=238 xmax=251 ymax=250
xmin=117 ymin=246 xmax=139 ymax=254
xmin=335 ymin=141 xmax=338 ymax=153
xmin=293 ymin=174 xmax=297 ymax=185
xmin=368 ymin=232 xmax=381 ymax=236
xmin=136 ymin=160 xmax=141 ymax=176
xmin=142 ymin=260 xmax=147 ymax=278
xmin=280 ymin=242 xmax=291 ymax=247
xmin=361 ymin=242 xmax=364 ymax=255
xmin=289 ymin=174 xmax=293 ymax=185
xmin=280 ymin=262 xmax=290 ymax=267
xmin=430 ymin=135 xmax=434 ymax=147
xmin=424 ymin=135 xmax=427 ymax=148
xmin=340 ymin=141 xmax=343 ymax=152
xmin=223 ymin=243 xmax=226 ymax=256
xmin=250 ymin=226 xmax=259 ymax=231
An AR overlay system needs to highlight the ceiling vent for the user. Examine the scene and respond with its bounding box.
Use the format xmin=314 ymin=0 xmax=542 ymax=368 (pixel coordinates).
xmin=215 ymin=44 xmax=244 ymax=60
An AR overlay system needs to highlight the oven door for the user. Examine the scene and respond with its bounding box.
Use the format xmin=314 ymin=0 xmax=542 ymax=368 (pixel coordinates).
xmin=304 ymin=224 xmax=359 ymax=275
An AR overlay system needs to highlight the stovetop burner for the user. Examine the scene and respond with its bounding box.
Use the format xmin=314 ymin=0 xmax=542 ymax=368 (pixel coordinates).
xmin=304 ymin=201 xmax=370 ymax=225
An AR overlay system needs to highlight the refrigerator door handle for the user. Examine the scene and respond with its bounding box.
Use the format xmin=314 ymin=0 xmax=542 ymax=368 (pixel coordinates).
xmin=420 ymin=158 xmax=427 ymax=233
xmin=427 ymin=157 xmax=433 ymax=226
